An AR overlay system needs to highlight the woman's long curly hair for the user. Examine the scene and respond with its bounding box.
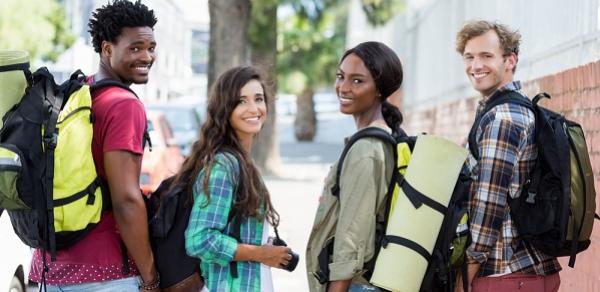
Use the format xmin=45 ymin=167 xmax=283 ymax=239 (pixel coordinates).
xmin=172 ymin=66 xmax=279 ymax=226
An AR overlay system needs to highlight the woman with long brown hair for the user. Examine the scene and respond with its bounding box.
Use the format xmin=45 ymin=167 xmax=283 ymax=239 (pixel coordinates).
xmin=178 ymin=66 xmax=291 ymax=291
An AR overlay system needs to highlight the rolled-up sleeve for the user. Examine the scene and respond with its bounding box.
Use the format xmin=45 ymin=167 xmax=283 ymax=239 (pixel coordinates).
xmin=185 ymin=154 xmax=240 ymax=266
xmin=467 ymin=116 xmax=525 ymax=263
xmin=330 ymin=149 xmax=384 ymax=281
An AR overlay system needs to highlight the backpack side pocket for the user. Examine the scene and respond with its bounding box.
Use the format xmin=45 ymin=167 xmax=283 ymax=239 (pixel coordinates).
xmin=0 ymin=144 xmax=30 ymax=210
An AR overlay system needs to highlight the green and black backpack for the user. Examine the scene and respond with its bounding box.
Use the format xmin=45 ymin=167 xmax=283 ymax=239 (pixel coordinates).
xmin=0 ymin=66 xmax=149 ymax=263
xmin=314 ymin=127 xmax=472 ymax=292
xmin=468 ymin=90 xmax=598 ymax=268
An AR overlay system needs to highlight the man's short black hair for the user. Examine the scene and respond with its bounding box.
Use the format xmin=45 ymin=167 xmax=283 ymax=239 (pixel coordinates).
xmin=88 ymin=0 xmax=158 ymax=53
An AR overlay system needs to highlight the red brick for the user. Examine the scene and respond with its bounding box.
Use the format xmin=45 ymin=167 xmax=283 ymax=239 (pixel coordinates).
xmin=589 ymin=115 xmax=600 ymax=132
xmin=593 ymin=61 xmax=600 ymax=88
xmin=591 ymin=134 xmax=600 ymax=154
xmin=594 ymin=154 xmax=600 ymax=175
xmin=593 ymin=61 xmax=599 ymax=85
xmin=585 ymin=131 xmax=595 ymax=151
xmin=586 ymin=63 xmax=595 ymax=89
xmin=563 ymin=94 xmax=576 ymax=112
xmin=579 ymin=90 xmax=592 ymax=110
xmin=590 ymin=89 xmax=600 ymax=109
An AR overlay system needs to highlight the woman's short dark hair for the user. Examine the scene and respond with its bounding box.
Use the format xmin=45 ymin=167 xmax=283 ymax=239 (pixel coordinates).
xmin=88 ymin=0 xmax=158 ymax=53
xmin=340 ymin=41 xmax=404 ymax=132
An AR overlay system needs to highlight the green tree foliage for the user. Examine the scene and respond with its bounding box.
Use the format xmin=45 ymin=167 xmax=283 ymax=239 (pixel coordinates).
xmin=249 ymin=0 xmax=279 ymax=54
xmin=277 ymin=1 xmax=347 ymax=95
xmin=361 ymin=0 xmax=405 ymax=26
xmin=277 ymin=0 xmax=405 ymax=91
xmin=0 ymin=0 xmax=74 ymax=62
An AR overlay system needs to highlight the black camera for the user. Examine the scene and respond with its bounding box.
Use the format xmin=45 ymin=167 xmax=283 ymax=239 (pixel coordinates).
xmin=272 ymin=236 xmax=299 ymax=272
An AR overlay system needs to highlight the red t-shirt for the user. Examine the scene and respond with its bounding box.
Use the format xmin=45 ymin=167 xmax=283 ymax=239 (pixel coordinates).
xmin=29 ymin=77 xmax=147 ymax=285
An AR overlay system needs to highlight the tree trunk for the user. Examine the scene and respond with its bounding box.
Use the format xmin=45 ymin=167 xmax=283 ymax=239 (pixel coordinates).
xmin=249 ymin=1 xmax=281 ymax=176
xmin=294 ymin=87 xmax=316 ymax=141
xmin=208 ymin=0 xmax=250 ymax=91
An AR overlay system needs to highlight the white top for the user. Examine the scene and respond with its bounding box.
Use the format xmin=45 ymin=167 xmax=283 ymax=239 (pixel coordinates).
xmin=260 ymin=220 xmax=275 ymax=292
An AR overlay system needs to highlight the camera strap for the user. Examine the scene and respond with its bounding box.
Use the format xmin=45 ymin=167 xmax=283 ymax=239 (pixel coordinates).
xmin=229 ymin=213 xmax=242 ymax=278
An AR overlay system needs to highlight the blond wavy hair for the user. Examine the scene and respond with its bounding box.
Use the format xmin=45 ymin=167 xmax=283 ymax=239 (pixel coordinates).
xmin=456 ymin=20 xmax=521 ymax=72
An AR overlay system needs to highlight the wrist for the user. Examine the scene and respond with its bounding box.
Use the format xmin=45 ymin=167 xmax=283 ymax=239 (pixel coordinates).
xmin=465 ymin=254 xmax=480 ymax=265
xmin=139 ymin=271 xmax=160 ymax=290
xmin=138 ymin=255 xmax=156 ymax=279
xmin=139 ymin=265 xmax=158 ymax=284
xmin=234 ymin=243 xmax=261 ymax=263
xmin=253 ymin=244 xmax=265 ymax=263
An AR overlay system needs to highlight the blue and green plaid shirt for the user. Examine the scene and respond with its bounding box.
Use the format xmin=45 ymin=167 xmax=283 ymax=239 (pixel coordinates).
xmin=185 ymin=152 xmax=265 ymax=292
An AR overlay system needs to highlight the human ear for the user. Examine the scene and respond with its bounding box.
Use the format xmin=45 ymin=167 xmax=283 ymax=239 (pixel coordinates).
xmin=505 ymin=53 xmax=517 ymax=72
xmin=101 ymin=41 xmax=112 ymax=58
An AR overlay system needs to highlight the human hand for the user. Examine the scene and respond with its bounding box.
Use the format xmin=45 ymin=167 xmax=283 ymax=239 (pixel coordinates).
xmin=454 ymin=272 xmax=465 ymax=292
xmin=454 ymin=262 xmax=479 ymax=292
xmin=258 ymin=244 xmax=292 ymax=269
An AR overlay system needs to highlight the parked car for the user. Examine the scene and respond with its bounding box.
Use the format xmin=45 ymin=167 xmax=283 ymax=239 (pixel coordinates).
xmin=0 ymin=211 xmax=31 ymax=292
xmin=141 ymin=110 xmax=185 ymax=195
xmin=145 ymin=103 xmax=202 ymax=157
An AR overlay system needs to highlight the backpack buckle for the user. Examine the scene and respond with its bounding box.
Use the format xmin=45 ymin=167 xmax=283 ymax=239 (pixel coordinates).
xmin=526 ymin=192 xmax=536 ymax=204
xmin=380 ymin=236 xmax=390 ymax=248
xmin=313 ymin=271 xmax=328 ymax=285
xmin=44 ymin=133 xmax=58 ymax=150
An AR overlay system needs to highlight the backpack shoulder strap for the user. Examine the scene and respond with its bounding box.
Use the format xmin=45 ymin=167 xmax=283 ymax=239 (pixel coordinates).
xmin=467 ymin=90 xmax=533 ymax=160
xmin=218 ymin=149 xmax=244 ymax=279
xmin=228 ymin=211 xmax=243 ymax=278
xmin=330 ymin=127 xmax=396 ymax=198
xmin=90 ymin=79 xmax=138 ymax=97
xmin=0 ymin=61 xmax=32 ymax=86
xmin=89 ymin=79 xmax=151 ymax=150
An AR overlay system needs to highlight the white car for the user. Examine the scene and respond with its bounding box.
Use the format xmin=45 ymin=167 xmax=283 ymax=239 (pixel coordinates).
xmin=0 ymin=211 xmax=31 ymax=292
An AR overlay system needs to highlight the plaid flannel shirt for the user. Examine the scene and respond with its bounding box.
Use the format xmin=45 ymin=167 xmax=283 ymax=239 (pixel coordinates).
xmin=466 ymin=81 xmax=561 ymax=276
xmin=185 ymin=152 xmax=265 ymax=292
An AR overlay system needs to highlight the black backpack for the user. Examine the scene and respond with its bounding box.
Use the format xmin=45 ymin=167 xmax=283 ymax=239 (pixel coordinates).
xmin=147 ymin=174 xmax=242 ymax=289
xmin=468 ymin=90 xmax=598 ymax=267
xmin=314 ymin=127 xmax=472 ymax=292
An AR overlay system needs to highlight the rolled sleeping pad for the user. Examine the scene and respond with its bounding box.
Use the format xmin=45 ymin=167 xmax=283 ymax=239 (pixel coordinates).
xmin=0 ymin=51 xmax=30 ymax=128
xmin=370 ymin=134 xmax=468 ymax=292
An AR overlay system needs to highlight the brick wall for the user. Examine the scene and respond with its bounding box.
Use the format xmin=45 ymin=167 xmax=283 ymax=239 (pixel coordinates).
xmin=403 ymin=60 xmax=600 ymax=291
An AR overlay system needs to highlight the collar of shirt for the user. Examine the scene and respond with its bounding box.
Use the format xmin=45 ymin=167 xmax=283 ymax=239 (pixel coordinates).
xmin=477 ymin=80 xmax=523 ymax=111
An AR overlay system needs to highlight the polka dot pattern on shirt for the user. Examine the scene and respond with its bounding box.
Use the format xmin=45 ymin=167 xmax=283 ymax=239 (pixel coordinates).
xmin=29 ymin=251 xmax=138 ymax=285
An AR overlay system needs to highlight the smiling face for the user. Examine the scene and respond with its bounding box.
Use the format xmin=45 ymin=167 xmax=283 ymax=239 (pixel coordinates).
xmin=230 ymin=79 xmax=267 ymax=144
xmin=463 ymin=30 xmax=516 ymax=97
xmin=102 ymin=26 xmax=156 ymax=85
xmin=335 ymin=53 xmax=380 ymax=118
